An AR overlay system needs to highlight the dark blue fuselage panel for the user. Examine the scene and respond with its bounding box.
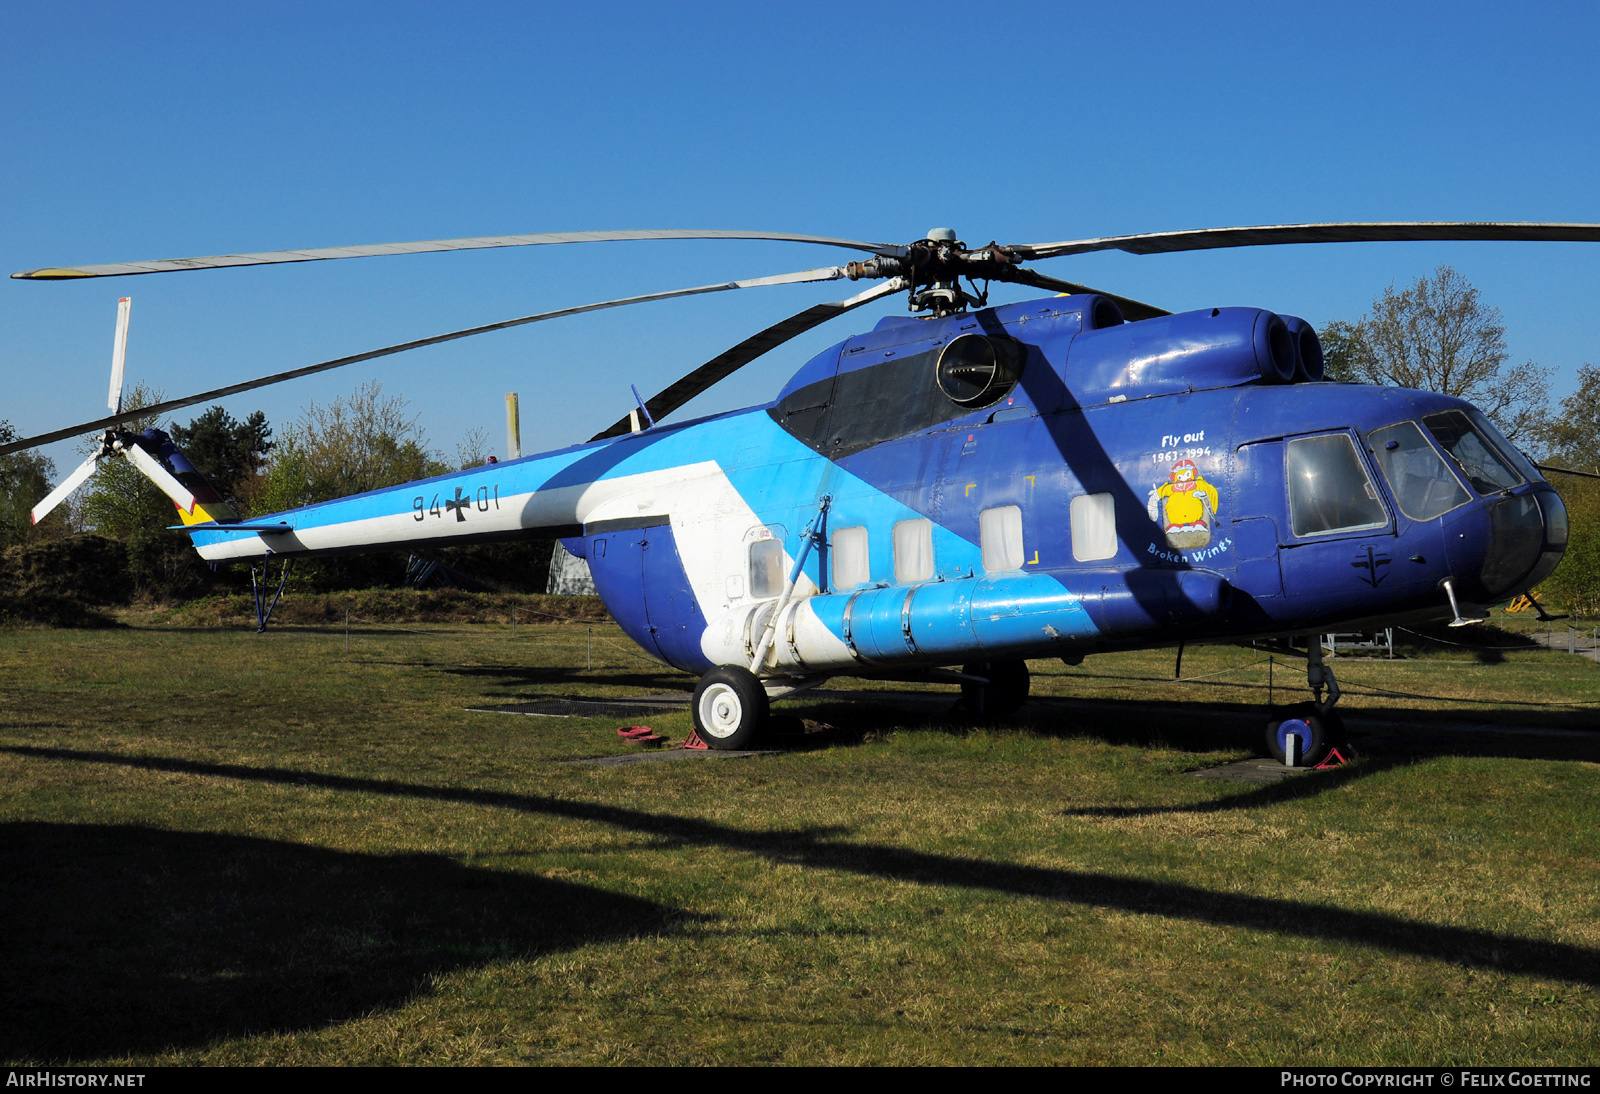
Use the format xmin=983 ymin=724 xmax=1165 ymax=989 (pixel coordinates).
xmin=582 ymin=523 xmax=711 ymax=672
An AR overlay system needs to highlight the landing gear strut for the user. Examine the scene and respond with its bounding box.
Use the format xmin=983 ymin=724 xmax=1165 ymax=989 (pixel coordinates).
xmin=959 ymin=660 xmax=1031 ymax=720
xmin=1263 ymin=637 xmax=1347 ymax=767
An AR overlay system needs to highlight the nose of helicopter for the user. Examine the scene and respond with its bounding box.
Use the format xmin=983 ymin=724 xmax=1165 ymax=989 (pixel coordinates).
xmin=1442 ymin=487 xmax=1568 ymax=604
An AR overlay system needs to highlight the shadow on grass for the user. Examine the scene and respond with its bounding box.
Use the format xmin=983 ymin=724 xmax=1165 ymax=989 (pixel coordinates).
xmin=0 ymin=821 xmax=687 ymax=1063
xmin=442 ymin=663 xmax=693 ymax=696
xmin=8 ymin=745 xmax=1600 ymax=992
xmin=1062 ymin=755 xmax=1416 ymax=818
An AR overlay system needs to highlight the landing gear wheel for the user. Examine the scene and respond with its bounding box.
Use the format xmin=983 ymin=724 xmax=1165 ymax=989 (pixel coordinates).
xmin=1265 ymin=703 xmax=1334 ymax=767
xmin=960 ymin=660 xmax=1031 ymax=720
xmin=693 ymin=665 xmax=769 ymax=750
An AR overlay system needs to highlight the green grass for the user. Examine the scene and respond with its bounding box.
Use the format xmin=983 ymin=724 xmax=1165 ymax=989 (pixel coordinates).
xmin=1 ymin=618 xmax=1597 ymax=1065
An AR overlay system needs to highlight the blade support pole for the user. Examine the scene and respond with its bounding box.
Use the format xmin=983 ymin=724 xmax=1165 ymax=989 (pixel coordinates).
xmin=749 ymin=496 xmax=830 ymax=675
xmin=505 ymin=393 xmax=521 ymax=460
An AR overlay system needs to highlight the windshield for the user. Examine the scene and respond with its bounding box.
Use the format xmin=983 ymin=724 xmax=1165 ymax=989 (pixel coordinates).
xmin=1286 ymin=433 xmax=1389 ymax=537
xmin=1468 ymin=409 xmax=1545 ymax=483
xmin=1367 ymin=421 xmax=1470 ymax=521
xmin=1423 ymin=410 xmax=1522 ymax=494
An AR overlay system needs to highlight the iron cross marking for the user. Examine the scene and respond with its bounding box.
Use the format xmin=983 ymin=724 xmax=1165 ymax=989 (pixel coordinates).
xmin=1351 ymin=544 xmax=1391 ymax=587
xmin=444 ymin=486 xmax=471 ymax=523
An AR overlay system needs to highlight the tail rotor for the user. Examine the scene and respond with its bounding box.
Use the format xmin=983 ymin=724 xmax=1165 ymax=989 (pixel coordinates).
xmin=29 ymin=298 xmax=199 ymax=525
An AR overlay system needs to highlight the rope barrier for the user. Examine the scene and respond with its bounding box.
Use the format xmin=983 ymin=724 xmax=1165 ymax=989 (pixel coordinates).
xmin=1172 ymin=656 xmax=1274 ymax=683
xmin=1393 ymin=624 xmax=1568 ymax=651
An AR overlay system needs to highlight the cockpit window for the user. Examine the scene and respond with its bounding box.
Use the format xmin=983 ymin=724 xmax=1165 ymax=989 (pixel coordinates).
xmin=1467 ymin=409 xmax=1544 ymax=483
xmin=1286 ymin=433 xmax=1389 ymax=537
xmin=1367 ymin=421 xmax=1471 ymax=521
xmin=1423 ymin=410 xmax=1522 ymax=494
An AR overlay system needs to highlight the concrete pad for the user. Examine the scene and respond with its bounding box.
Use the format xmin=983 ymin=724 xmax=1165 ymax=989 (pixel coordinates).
xmin=1189 ymin=758 xmax=1311 ymax=783
xmin=468 ymin=694 xmax=689 ymax=718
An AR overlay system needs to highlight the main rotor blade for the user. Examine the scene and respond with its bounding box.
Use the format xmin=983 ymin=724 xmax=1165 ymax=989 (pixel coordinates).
xmin=12 ymin=230 xmax=903 ymax=280
xmin=1016 ymin=222 xmax=1600 ymax=261
xmin=0 ymin=266 xmax=852 ymax=457
xmin=1535 ymin=463 xmax=1600 ymax=480
xmin=590 ymin=279 xmax=907 ymax=441
xmin=30 ymin=454 xmax=100 ymax=524
xmin=998 ymin=268 xmax=1171 ymax=322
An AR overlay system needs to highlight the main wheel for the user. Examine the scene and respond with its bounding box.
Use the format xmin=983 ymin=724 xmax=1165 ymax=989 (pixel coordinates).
xmin=1265 ymin=703 xmax=1334 ymax=767
xmin=959 ymin=660 xmax=1031 ymax=720
xmin=693 ymin=665 xmax=769 ymax=750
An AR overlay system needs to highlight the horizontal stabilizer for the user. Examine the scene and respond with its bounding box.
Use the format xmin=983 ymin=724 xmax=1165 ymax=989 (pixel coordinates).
xmin=172 ymin=521 xmax=294 ymax=534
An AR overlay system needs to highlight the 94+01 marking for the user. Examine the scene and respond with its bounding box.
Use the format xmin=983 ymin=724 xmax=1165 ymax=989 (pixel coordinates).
xmin=414 ymin=483 xmax=499 ymax=523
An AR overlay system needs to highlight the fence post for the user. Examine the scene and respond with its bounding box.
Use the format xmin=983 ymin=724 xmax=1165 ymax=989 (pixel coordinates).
xmin=587 ymin=626 xmax=592 ymax=671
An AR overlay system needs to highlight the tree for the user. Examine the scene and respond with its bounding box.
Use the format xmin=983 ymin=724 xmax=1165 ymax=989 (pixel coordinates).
xmin=1534 ymin=365 xmax=1600 ymax=615
xmin=1540 ymin=363 xmax=1600 ymax=475
xmin=0 ymin=421 xmax=57 ymax=549
xmin=454 ymin=425 xmax=491 ymax=470
xmin=168 ymin=406 xmax=273 ymax=507
xmin=251 ymin=381 xmax=448 ymax=591
xmin=1321 ymin=266 xmax=1552 ymax=442
xmin=253 ymin=380 xmax=446 ymax=515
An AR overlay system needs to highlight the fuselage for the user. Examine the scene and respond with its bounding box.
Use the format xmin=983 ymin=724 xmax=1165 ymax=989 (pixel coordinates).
xmin=182 ymin=294 xmax=1567 ymax=677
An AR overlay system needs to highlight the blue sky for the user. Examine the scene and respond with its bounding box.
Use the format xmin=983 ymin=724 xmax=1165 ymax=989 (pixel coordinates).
xmin=4 ymin=1 xmax=1598 ymax=477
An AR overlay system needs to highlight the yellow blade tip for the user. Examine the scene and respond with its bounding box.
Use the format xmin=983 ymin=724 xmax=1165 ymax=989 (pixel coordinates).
xmin=11 ymin=268 xmax=93 ymax=280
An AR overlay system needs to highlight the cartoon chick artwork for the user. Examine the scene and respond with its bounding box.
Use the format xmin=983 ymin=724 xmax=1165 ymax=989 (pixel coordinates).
xmin=1147 ymin=459 xmax=1220 ymax=550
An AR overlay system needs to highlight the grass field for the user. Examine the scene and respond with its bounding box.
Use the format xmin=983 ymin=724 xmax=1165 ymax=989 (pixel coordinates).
xmin=2 ymin=613 xmax=1598 ymax=1065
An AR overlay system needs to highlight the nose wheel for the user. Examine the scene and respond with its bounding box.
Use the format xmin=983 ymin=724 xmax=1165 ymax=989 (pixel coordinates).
xmin=1263 ymin=638 xmax=1349 ymax=767
xmin=1265 ymin=704 xmax=1345 ymax=767
xmin=693 ymin=665 xmax=769 ymax=750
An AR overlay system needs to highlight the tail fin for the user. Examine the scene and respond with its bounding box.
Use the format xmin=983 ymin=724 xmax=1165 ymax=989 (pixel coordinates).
xmin=135 ymin=429 xmax=240 ymax=526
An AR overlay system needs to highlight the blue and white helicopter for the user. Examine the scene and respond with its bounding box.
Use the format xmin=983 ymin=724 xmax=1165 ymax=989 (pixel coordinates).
xmin=9 ymin=222 xmax=1595 ymax=764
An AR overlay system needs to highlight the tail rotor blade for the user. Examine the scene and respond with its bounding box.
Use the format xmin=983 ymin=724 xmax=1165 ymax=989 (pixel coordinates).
xmin=109 ymin=297 xmax=131 ymax=413
xmin=122 ymin=443 xmax=197 ymax=515
xmin=31 ymin=454 xmax=101 ymax=524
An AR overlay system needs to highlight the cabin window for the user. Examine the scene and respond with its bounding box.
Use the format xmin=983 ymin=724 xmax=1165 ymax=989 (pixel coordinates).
xmin=1423 ymin=409 xmax=1523 ymax=494
xmin=749 ymin=538 xmax=787 ymax=599
xmin=980 ymin=506 xmax=1025 ymax=571
xmin=1286 ymin=433 xmax=1389 ymax=537
xmin=1367 ymin=421 xmax=1470 ymax=521
xmin=1071 ymin=493 xmax=1118 ymax=561
xmin=892 ymin=518 xmax=934 ymax=583
xmin=832 ymin=525 xmax=871 ymax=588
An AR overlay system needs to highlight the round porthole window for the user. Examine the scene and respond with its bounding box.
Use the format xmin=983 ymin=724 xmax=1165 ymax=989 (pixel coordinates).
xmin=935 ymin=334 xmax=1022 ymax=408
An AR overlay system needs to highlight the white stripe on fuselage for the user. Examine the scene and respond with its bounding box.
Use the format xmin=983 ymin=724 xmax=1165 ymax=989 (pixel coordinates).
xmin=193 ymin=460 xmax=801 ymax=621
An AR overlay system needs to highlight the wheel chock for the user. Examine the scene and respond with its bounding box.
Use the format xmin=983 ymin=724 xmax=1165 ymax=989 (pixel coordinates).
xmin=680 ymin=726 xmax=710 ymax=750
xmin=618 ymin=725 xmax=669 ymax=747
xmin=1313 ymin=747 xmax=1352 ymax=770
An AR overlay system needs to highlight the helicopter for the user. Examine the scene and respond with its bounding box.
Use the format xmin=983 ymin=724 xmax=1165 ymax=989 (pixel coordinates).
xmin=6 ymin=221 xmax=1596 ymax=765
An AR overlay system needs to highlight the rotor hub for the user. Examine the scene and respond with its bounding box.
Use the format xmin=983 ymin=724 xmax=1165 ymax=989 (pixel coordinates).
xmin=844 ymin=230 xmax=1031 ymax=316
